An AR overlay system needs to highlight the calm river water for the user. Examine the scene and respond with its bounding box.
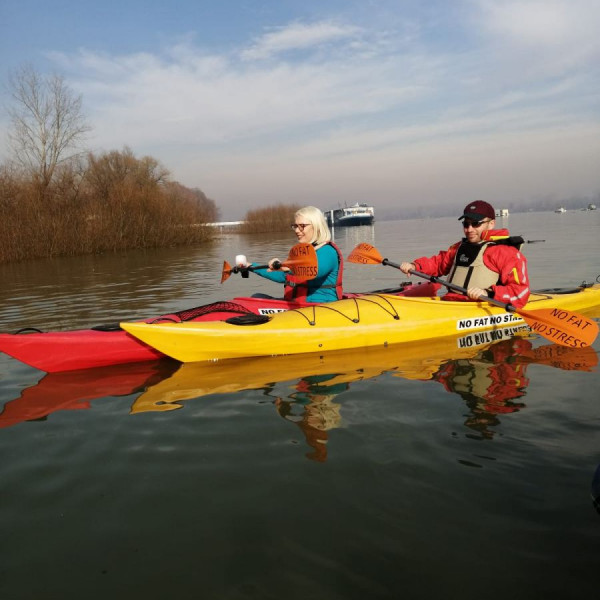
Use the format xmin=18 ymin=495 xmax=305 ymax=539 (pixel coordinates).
xmin=1 ymin=210 xmax=599 ymax=599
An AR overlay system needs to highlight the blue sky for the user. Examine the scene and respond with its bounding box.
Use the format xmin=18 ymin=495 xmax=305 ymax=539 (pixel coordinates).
xmin=1 ymin=0 xmax=599 ymax=219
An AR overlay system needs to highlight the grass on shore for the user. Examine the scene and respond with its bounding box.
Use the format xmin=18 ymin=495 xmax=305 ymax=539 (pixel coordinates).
xmin=0 ymin=149 xmax=219 ymax=263
xmin=239 ymin=203 xmax=301 ymax=234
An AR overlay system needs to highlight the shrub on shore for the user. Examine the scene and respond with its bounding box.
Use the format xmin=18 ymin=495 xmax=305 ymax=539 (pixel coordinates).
xmin=239 ymin=203 xmax=301 ymax=234
xmin=0 ymin=148 xmax=219 ymax=263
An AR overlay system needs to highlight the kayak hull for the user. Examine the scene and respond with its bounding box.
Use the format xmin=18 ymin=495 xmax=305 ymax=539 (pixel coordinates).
xmin=121 ymin=285 xmax=600 ymax=363
xmin=0 ymin=283 xmax=438 ymax=372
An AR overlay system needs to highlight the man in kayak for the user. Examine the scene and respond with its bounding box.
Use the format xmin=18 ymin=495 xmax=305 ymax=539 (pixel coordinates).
xmin=399 ymin=200 xmax=530 ymax=308
xmin=249 ymin=206 xmax=344 ymax=303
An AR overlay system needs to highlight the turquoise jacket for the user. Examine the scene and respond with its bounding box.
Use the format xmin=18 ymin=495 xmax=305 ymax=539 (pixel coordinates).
xmin=252 ymin=244 xmax=340 ymax=303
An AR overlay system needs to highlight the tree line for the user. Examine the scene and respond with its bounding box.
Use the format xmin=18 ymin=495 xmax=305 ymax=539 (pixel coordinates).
xmin=0 ymin=66 xmax=219 ymax=263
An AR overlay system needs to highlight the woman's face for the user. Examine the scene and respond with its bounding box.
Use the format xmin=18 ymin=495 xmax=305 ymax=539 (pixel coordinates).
xmin=292 ymin=218 xmax=313 ymax=244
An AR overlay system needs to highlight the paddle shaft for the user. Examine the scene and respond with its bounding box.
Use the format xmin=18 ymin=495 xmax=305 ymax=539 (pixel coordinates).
xmin=250 ymin=260 xmax=282 ymax=271
xmin=381 ymin=258 xmax=516 ymax=311
xmin=232 ymin=260 xmax=282 ymax=275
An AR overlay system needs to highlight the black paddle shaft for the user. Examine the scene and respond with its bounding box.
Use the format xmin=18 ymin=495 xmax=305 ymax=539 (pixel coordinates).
xmin=233 ymin=260 xmax=282 ymax=276
xmin=380 ymin=258 xmax=516 ymax=313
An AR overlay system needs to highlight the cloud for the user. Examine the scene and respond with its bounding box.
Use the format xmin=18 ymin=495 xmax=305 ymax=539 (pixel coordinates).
xmin=56 ymin=30 xmax=437 ymax=153
xmin=472 ymin=0 xmax=600 ymax=71
xmin=240 ymin=21 xmax=362 ymax=60
xmin=476 ymin=0 xmax=599 ymax=45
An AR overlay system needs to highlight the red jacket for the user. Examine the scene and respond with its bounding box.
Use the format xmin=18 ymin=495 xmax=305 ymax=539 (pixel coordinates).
xmin=413 ymin=229 xmax=530 ymax=308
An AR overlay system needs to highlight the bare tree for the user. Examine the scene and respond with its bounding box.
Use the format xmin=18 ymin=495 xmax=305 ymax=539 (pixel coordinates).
xmin=7 ymin=65 xmax=91 ymax=192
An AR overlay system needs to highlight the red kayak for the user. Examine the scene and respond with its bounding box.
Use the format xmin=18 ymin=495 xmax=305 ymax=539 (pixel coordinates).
xmin=0 ymin=282 xmax=439 ymax=373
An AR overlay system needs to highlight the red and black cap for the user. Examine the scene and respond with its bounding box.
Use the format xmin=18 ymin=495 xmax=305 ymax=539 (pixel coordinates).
xmin=458 ymin=200 xmax=495 ymax=221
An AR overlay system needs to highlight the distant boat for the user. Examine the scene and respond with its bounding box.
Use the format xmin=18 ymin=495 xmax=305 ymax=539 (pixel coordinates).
xmin=588 ymin=203 xmax=597 ymax=211
xmin=326 ymin=203 xmax=375 ymax=227
xmin=555 ymin=207 xmax=567 ymax=213
xmin=495 ymin=208 xmax=509 ymax=217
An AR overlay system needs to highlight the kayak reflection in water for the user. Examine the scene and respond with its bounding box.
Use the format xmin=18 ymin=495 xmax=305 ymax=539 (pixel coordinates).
xmin=431 ymin=337 xmax=598 ymax=440
xmin=0 ymin=360 xmax=178 ymax=429
xmin=273 ymin=375 xmax=347 ymax=462
xmin=433 ymin=338 xmax=530 ymax=439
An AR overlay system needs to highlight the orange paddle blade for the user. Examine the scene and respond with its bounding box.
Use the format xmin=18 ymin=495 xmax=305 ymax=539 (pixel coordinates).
xmin=220 ymin=261 xmax=233 ymax=284
xmin=284 ymin=243 xmax=318 ymax=283
xmin=347 ymin=243 xmax=384 ymax=264
xmin=519 ymin=307 xmax=599 ymax=349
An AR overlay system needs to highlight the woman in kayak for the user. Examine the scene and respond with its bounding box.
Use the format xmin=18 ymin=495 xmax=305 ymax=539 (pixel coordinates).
xmin=249 ymin=205 xmax=344 ymax=303
xmin=399 ymin=200 xmax=530 ymax=308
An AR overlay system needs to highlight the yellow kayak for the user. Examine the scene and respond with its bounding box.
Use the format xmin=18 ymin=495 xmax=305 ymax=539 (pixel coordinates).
xmin=121 ymin=284 xmax=600 ymax=363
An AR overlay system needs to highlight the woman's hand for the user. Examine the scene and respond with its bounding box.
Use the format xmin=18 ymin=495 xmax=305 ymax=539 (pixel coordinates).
xmin=267 ymin=258 xmax=290 ymax=272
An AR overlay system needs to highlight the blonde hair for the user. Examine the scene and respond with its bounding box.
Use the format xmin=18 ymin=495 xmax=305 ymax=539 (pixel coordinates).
xmin=295 ymin=206 xmax=331 ymax=246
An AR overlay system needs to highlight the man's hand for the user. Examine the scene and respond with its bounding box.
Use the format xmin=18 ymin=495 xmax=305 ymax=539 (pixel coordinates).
xmin=400 ymin=262 xmax=415 ymax=274
xmin=467 ymin=287 xmax=487 ymax=300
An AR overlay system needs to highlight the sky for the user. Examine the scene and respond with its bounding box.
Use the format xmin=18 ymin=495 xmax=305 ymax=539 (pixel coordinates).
xmin=1 ymin=0 xmax=599 ymax=220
